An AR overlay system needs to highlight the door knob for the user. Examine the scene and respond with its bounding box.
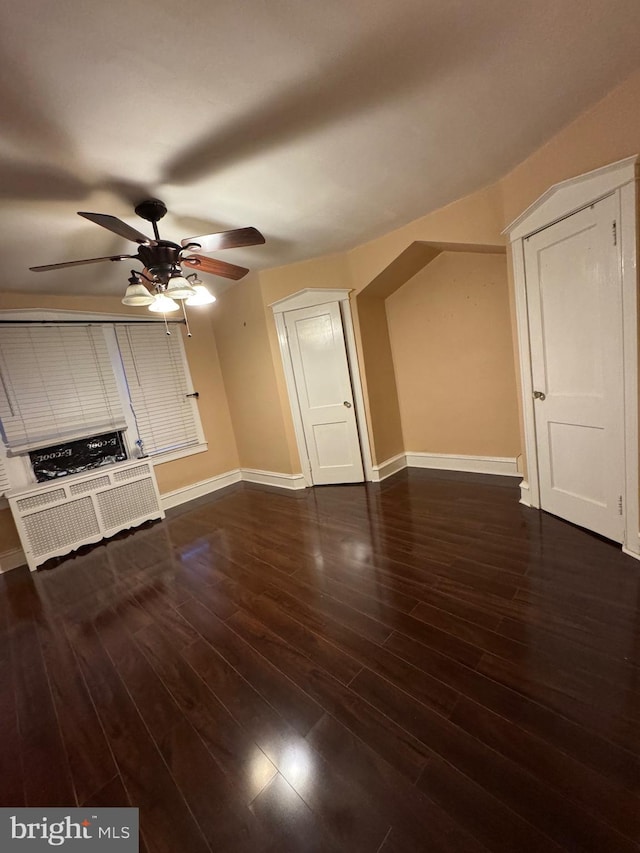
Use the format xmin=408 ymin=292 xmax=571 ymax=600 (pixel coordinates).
xmin=343 ymin=401 xmax=352 ymax=408
xmin=533 ymin=390 xmax=546 ymax=401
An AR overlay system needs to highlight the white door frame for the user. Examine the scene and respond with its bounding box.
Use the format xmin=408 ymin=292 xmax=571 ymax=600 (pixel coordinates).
xmin=505 ymin=156 xmax=639 ymax=559
xmin=270 ymin=288 xmax=374 ymax=487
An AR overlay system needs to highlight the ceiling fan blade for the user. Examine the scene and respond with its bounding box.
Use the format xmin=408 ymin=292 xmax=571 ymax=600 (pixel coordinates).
xmin=78 ymin=212 xmax=153 ymax=245
xmin=182 ymin=254 xmax=249 ymax=280
xmin=30 ymin=255 xmax=136 ymax=272
xmin=181 ymin=226 xmax=265 ymax=253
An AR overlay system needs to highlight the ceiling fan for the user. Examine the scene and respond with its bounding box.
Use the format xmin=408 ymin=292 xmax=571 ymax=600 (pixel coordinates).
xmin=30 ymin=198 xmax=265 ymax=287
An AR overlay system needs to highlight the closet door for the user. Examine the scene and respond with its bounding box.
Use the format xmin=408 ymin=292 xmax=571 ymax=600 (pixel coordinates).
xmin=284 ymin=302 xmax=364 ymax=485
xmin=524 ymin=194 xmax=624 ymax=541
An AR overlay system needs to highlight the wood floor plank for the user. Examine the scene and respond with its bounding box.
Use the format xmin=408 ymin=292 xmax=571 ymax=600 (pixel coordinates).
xmin=133 ymin=620 xmax=281 ymax=800
xmin=156 ymin=718 xmax=274 ymax=853
xmin=185 ymin=600 xmax=431 ymax=782
xmin=65 ymin=620 xmax=211 ymax=853
xmin=350 ymin=666 xmax=639 ymax=852
xmin=0 ymin=589 xmax=24 ymax=807
xmin=435 ymin=575 xmax=640 ymax=667
xmin=81 ymin=774 xmax=130 ymax=808
xmin=477 ymin=651 xmax=640 ymax=755
xmin=449 ymin=694 xmax=640 ymax=840
xmin=252 ymin=591 xmax=460 ymax=717
xmin=249 ymin=772 xmax=344 ymax=853
xmin=36 ymin=617 xmax=118 ymax=805
xmin=11 ymin=620 xmax=76 ymax=806
xmin=418 ymin=754 xmax=563 ymax=853
xmin=306 ymin=713 xmax=490 ymax=853
xmin=183 ymin=631 xmax=390 ymax=848
xmin=200 ymin=577 xmax=364 ymax=686
xmin=385 ymin=630 xmax=640 ymax=793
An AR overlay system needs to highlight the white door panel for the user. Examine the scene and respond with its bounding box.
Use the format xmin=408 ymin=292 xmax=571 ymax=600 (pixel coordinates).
xmin=524 ymin=194 xmax=624 ymax=541
xmin=285 ymin=302 xmax=364 ymax=485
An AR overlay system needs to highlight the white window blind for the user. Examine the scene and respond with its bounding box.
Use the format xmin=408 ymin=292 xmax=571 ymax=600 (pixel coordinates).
xmin=0 ymin=454 xmax=9 ymax=496
xmin=115 ymin=325 xmax=200 ymax=457
xmin=0 ymin=326 xmax=126 ymax=453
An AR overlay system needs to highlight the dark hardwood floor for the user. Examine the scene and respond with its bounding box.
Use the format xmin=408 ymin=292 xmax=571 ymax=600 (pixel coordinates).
xmin=1 ymin=469 xmax=640 ymax=852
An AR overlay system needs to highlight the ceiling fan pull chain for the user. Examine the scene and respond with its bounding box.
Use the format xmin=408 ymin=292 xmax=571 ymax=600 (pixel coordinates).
xmin=181 ymin=301 xmax=192 ymax=338
xmin=163 ymin=313 xmax=171 ymax=336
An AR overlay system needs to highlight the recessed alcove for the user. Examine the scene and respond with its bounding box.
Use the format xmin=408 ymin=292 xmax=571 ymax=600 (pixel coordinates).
xmin=356 ymin=241 xmax=519 ymax=466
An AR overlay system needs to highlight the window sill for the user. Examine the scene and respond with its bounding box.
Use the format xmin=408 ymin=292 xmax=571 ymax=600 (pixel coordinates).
xmin=147 ymin=442 xmax=209 ymax=467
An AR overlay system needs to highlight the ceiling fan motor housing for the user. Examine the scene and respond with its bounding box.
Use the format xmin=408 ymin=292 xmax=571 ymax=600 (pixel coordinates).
xmin=138 ymin=241 xmax=182 ymax=283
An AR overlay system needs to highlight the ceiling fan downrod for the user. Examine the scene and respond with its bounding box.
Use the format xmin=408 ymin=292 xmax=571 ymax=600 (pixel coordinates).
xmin=134 ymin=198 xmax=168 ymax=241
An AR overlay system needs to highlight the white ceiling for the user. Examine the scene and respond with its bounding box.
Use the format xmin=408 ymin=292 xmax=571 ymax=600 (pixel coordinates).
xmin=2 ymin=0 xmax=640 ymax=297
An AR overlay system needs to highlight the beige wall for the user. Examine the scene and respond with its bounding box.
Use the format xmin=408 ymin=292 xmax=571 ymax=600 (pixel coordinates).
xmin=356 ymin=295 xmax=404 ymax=463
xmin=260 ymin=252 xmax=353 ymax=304
xmin=211 ymin=275 xmax=292 ymax=472
xmin=386 ymin=252 xmax=520 ymax=457
xmin=499 ymin=67 xmax=640 ymax=226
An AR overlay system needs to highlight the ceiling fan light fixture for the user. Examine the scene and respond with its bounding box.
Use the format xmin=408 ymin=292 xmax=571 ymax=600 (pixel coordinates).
xmin=186 ymin=284 xmax=216 ymax=306
xmin=122 ymin=281 xmax=154 ymax=306
xmin=165 ymin=274 xmax=196 ymax=300
xmin=148 ymin=293 xmax=180 ymax=313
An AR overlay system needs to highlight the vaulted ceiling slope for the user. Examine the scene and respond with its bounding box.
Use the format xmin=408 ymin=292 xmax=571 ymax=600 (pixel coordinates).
xmin=2 ymin=0 xmax=640 ymax=296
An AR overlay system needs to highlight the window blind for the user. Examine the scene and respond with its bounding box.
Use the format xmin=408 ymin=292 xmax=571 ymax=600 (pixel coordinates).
xmin=0 ymin=454 xmax=9 ymax=496
xmin=0 ymin=326 xmax=126 ymax=453
xmin=115 ymin=325 xmax=199 ymax=457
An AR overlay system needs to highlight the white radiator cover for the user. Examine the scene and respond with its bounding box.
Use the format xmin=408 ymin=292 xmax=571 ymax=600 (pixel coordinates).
xmin=8 ymin=460 xmax=165 ymax=571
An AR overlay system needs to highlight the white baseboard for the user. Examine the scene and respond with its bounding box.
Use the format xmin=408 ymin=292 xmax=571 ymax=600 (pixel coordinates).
xmin=622 ymin=540 xmax=640 ymax=561
xmin=371 ymin=453 xmax=407 ymax=482
xmin=519 ymin=479 xmax=531 ymax=506
xmin=161 ymin=467 xmax=308 ymax=510
xmin=161 ymin=469 xmax=242 ymax=510
xmin=371 ymin=451 xmax=521 ymax=483
xmin=405 ymin=452 xmax=519 ymax=477
xmin=0 ymin=547 xmax=26 ymax=573
xmin=241 ymin=468 xmax=307 ymax=490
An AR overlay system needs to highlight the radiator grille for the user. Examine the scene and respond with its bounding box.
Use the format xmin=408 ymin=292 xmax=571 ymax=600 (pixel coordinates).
xmin=17 ymin=488 xmax=66 ymax=511
xmin=70 ymin=475 xmax=110 ymax=495
xmin=114 ymin=464 xmax=150 ymax=482
xmin=97 ymin=478 xmax=159 ymax=531
xmin=23 ymin=497 xmax=100 ymax=557
xmin=9 ymin=460 xmax=164 ymax=571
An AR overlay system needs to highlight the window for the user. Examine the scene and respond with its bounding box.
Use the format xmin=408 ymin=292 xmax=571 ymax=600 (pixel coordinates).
xmin=0 ymin=326 xmax=125 ymax=452
xmin=0 ymin=317 xmax=205 ymax=497
xmin=0 ymin=455 xmax=8 ymax=495
xmin=115 ymin=325 xmax=202 ymax=457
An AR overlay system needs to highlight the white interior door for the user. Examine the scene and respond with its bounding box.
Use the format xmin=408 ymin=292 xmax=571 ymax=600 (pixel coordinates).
xmin=284 ymin=302 xmax=364 ymax=485
xmin=524 ymin=194 xmax=625 ymax=542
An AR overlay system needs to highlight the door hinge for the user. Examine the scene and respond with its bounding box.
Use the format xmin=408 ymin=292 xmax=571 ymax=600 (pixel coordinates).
xmin=618 ymin=495 xmax=623 ymax=516
xmin=612 ymin=220 xmax=617 ymax=246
